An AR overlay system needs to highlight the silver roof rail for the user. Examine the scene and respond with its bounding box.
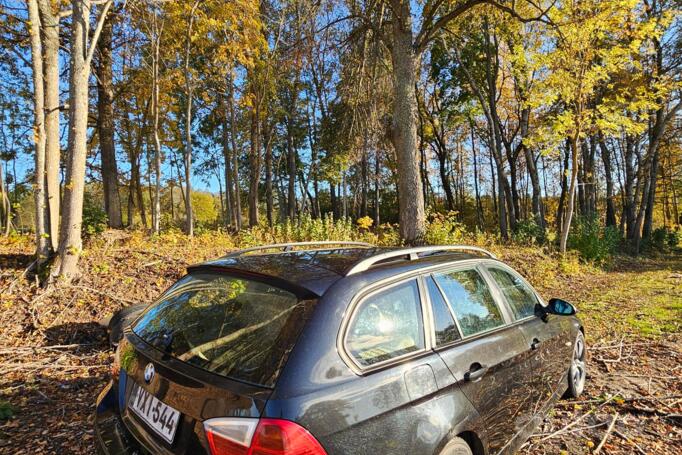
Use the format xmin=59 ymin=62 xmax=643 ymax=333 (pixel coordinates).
xmin=225 ymin=241 xmax=375 ymax=257
xmin=345 ymin=245 xmax=496 ymax=275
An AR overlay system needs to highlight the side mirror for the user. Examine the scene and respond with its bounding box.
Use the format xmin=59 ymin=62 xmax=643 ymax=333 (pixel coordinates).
xmin=547 ymin=298 xmax=577 ymax=316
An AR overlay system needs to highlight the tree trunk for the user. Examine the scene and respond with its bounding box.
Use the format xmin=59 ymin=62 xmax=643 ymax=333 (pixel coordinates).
xmin=560 ymin=135 xmax=580 ymax=253
xmin=181 ymin=1 xmax=198 ymax=237
xmin=598 ymin=138 xmax=617 ymax=227
xmin=221 ymin=95 xmax=234 ymax=230
xmin=0 ymin=161 xmax=10 ymax=236
xmin=27 ymin=0 xmax=49 ymax=260
xmin=248 ymin=104 xmax=261 ymax=226
xmin=374 ymin=150 xmax=380 ymax=227
xmin=471 ymin=124 xmax=484 ymax=230
xmin=286 ymin=117 xmax=296 ymax=220
xmin=228 ymin=77 xmax=242 ymax=229
xmin=389 ymin=0 xmax=425 ymax=244
xmin=330 ymin=180 xmax=338 ymax=220
xmin=624 ymin=135 xmax=637 ymax=239
xmin=37 ymin=0 xmax=60 ymax=251
xmin=557 ymin=141 xmax=570 ymax=237
xmin=264 ymin=122 xmax=274 ymax=226
xmin=96 ymin=11 xmax=122 ymax=229
xmin=151 ymin=21 xmax=162 ymax=234
xmin=56 ymin=0 xmax=113 ymax=280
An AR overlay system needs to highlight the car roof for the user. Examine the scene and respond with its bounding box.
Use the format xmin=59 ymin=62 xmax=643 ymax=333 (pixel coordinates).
xmin=189 ymin=247 xmax=488 ymax=296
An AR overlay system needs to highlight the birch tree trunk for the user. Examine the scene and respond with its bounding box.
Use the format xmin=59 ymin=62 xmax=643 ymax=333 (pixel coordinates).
xmin=27 ymin=0 xmax=49 ymax=261
xmin=389 ymin=0 xmax=425 ymax=244
xmin=37 ymin=0 xmax=60 ymax=251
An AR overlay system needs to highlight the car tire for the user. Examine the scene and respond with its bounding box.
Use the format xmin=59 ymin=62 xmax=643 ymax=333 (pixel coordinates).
xmin=566 ymin=331 xmax=586 ymax=398
xmin=439 ymin=437 xmax=473 ymax=455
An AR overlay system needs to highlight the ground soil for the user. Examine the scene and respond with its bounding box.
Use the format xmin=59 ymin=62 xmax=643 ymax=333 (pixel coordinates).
xmin=0 ymin=232 xmax=680 ymax=454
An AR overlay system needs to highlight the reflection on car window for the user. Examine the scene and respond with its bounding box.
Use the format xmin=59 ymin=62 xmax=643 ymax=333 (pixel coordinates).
xmin=433 ymin=269 xmax=504 ymax=337
xmin=347 ymin=280 xmax=424 ymax=366
xmin=426 ymin=276 xmax=460 ymax=345
xmin=133 ymin=272 xmax=311 ymax=387
xmin=488 ymin=267 xmax=538 ymax=320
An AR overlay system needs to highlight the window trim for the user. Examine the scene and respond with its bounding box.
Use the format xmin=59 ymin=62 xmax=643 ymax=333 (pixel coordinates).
xmin=339 ymin=276 xmax=432 ymax=374
xmin=429 ymin=264 xmax=513 ymax=340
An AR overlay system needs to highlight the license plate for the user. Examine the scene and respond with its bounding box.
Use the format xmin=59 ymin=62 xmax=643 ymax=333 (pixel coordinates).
xmin=128 ymin=382 xmax=180 ymax=444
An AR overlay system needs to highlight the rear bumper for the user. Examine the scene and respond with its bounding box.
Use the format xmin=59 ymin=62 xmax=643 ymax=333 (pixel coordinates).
xmin=94 ymin=381 xmax=145 ymax=455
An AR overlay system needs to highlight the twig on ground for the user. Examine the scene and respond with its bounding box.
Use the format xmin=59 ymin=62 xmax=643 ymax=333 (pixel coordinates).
xmin=613 ymin=429 xmax=647 ymax=455
xmin=2 ymin=259 xmax=38 ymax=294
xmin=64 ymin=285 xmax=139 ymax=305
xmin=594 ymin=412 xmax=618 ymax=454
xmin=537 ymin=392 xmax=621 ymax=442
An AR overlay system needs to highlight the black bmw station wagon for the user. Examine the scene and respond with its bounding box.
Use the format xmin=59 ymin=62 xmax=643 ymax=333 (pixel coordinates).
xmin=95 ymin=242 xmax=587 ymax=455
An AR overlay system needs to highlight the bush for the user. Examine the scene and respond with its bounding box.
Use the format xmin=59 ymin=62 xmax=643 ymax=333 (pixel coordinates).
xmin=82 ymin=195 xmax=108 ymax=237
xmin=514 ymin=218 xmax=546 ymax=245
xmin=647 ymin=226 xmax=681 ymax=252
xmin=424 ymin=211 xmax=468 ymax=245
xmin=567 ymin=216 xmax=620 ymax=263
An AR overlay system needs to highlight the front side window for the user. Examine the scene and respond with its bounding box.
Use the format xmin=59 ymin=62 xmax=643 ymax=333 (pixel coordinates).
xmin=488 ymin=267 xmax=538 ymax=320
xmin=133 ymin=272 xmax=312 ymax=387
xmin=346 ymin=280 xmax=425 ymax=367
xmin=433 ymin=269 xmax=504 ymax=337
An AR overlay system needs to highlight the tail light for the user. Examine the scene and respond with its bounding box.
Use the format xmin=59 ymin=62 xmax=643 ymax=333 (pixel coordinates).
xmin=204 ymin=417 xmax=327 ymax=455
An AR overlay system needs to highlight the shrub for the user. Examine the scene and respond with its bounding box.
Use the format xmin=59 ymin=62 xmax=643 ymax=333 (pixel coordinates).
xmin=647 ymin=226 xmax=681 ymax=252
xmin=567 ymin=216 xmax=620 ymax=263
xmin=424 ymin=211 xmax=468 ymax=245
xmin=82 ymin=195 xmax=108 ymax=237
xmin=514 ymin=218 xmax=546 ymax=245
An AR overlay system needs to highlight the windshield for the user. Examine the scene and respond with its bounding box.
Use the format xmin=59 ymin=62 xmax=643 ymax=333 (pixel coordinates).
xmin=132 ymin=271 xmax=313 ymax=387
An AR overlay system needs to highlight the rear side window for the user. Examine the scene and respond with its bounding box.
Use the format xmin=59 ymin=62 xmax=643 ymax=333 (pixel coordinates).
xmin=426 ymin=276 xmax=460 ymax=345
xmin=488 ymin=267 xmax=538 ymax=320
xmin=433 ymin=269 xmax=504 ymax=337
xmin=346 ymin=280 xmax=424 ymax=367
xmin=132 ymin=272 xmax=313 ymax=387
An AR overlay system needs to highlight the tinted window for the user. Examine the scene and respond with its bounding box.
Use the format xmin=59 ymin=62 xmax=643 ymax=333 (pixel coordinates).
xmin=426 ymin=276 xmax=460 ymax=345
xmin=133 ymin=272 xmax=312 ymax=387
xmin=433 ymin=269 xmax=504 ymax=337
xmin=346 ymin=280 xmax=424 ymax=367
xmin=488 ymin=267 xmax=538 ymax=320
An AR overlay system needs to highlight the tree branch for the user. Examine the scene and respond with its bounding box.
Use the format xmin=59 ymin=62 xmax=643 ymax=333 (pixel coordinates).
xmin=84 ymin=0 xmax=114 ymax=66
xmin=416 ymin=0 xmax=556 ymax=53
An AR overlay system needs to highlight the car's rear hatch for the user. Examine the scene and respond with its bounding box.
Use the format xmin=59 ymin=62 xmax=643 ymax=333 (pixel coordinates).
xmin=116 ymin=269 xmax=317 ymax=453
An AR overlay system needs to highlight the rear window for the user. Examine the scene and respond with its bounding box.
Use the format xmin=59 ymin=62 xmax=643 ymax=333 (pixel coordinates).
xmin=132 ymin=271 xmax=313 ymax=387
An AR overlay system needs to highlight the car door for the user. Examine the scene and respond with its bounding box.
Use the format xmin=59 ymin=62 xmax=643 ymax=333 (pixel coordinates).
xmin=427 ymin=266 xmax=538 ymax=454
xmin=484 ymin=264 xmax=574 ymax=413
xmin=313 ymin=277 xmax=470 ymax=455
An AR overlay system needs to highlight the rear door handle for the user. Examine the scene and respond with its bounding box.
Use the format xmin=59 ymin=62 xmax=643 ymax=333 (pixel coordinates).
xmin=531 ymin=338 xmax=541 ymax=350
xmin=464 ymin=363 xmax=489 ymax=382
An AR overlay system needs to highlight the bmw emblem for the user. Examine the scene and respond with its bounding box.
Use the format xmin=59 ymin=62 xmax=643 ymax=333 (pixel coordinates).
xmin=144 ymin=363 xmax=155 ymax=384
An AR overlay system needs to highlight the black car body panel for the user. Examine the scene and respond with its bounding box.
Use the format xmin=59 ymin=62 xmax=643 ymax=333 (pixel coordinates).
xmin=95 ymin=245 xmax=583 ymax=455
